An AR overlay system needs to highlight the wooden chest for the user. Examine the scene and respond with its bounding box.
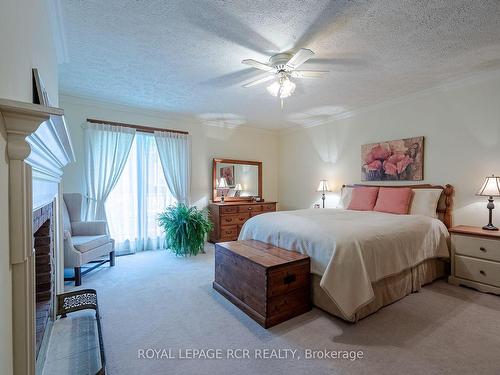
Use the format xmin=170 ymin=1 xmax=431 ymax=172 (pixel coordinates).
xmin=208 ymin=202 xmax=277 ymax=242
xmin=213 ymin=240 xmax=311 ymax=328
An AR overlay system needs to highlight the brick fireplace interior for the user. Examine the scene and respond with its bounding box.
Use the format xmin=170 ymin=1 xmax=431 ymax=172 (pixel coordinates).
xmin=33 ymin=202 xmax=55 ymax=358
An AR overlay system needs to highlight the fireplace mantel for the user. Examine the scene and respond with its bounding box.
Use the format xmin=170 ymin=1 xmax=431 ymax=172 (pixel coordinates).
xmin=0 ymin=98 xmax=75 ymax=375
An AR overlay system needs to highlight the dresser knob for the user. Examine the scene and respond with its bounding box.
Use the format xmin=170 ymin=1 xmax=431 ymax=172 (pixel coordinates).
xmin=480 ymin=247 xmax=487 ymax=252
xmin=480 ymin=270 xmax=486 ymax=276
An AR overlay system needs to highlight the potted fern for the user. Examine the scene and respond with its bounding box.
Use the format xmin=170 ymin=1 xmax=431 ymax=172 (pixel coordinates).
xmin=158 ymin=203 xmax=213 ymax=256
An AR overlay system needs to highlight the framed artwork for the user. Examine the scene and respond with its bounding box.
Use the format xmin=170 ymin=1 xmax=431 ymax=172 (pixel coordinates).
xmin=361 ymin=136 xmax=424 ymax=181
xmin=220 ymin=166 xmax=235 ymax=186
xmin=32 ymin=68 xmax=51 ymax=106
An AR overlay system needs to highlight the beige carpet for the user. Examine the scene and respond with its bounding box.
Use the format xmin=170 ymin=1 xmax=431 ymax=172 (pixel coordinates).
xmin=67 ymin=244 xmax=500 ymax=375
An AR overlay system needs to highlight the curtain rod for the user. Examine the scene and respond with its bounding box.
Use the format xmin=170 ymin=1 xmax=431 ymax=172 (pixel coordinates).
xmin=86 ymin=118 xmax=189 ymax=135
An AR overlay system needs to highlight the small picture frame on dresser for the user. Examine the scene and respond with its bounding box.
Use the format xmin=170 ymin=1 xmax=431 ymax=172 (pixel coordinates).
xmin=448 ymin=225 xmax=500 ymax=294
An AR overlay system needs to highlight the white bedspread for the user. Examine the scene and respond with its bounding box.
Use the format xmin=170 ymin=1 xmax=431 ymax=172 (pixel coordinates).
xmin=238 ymin=209 xmax=449 ymax=320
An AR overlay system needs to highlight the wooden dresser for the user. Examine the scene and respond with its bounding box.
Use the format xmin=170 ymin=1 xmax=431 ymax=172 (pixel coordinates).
xmin=208 ymin=201 xmax=277 ymax=243
xmin=449 ymin=225 xmax=500 ymax=294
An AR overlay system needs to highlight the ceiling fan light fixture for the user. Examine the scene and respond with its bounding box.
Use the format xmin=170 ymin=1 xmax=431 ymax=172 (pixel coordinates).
xmin=267 ymin=75 xmax=296 ymax=99
xmin=266 ymin=81 xmax=281 ymax=97
xmin=279 ymin=77 xmax=296 ymax=98
xmin=243 ymin=49 xmax=327 ymax=106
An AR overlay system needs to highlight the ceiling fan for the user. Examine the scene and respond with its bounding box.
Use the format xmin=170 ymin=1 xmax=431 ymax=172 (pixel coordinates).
xmin=241 ymin=48 xmax=329 ymax=106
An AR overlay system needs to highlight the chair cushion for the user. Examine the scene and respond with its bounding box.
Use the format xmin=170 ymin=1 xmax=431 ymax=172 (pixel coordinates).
xmin=72 ymin=235 xmax=112 ymax=253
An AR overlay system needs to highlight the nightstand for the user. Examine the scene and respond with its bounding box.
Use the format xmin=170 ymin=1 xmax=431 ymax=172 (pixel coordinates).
xmin=448 ymin=225 xmax=500 ymax=294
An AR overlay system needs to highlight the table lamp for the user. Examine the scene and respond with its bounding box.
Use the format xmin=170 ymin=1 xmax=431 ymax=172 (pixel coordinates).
xmin=477 ymin=175 xmax=500 ymax=231
xmin=234 ymin=184 xmax=242 ymax=197
xmin=217 ymin=177 xmax=228 ymax=202
xmin=317 ymin=180 xmax=331 ymax=208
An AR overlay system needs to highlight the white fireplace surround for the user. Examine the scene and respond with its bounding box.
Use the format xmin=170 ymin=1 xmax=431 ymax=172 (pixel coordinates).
xmin=0 ymin=98 xmax=75 ymax=375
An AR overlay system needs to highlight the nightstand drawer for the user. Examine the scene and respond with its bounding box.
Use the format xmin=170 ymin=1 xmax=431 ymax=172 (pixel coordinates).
xmin=453 ymin=235 xmax=500 ymax=262
xmin=455 ymin=255 xmax=500 ymax=288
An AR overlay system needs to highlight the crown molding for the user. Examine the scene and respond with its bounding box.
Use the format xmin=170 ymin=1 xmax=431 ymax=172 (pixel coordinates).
xmin=60 ymin=92 xmax=191 ymax=121
xmin=59 ymin=92 xmax=280 ymax=135
xmin=279 ymin=68 xmax=500 ymax=135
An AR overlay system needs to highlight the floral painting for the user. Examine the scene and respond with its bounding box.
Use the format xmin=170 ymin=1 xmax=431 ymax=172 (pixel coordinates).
xmin=220 ymin=166 xmax=235 ymax=186
xmin=361 ymin=137 xmax=424 ymax=181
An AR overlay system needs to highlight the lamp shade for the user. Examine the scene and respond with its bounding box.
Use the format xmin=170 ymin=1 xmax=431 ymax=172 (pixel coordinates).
xmin=234 ymin=184 xmax=242 ymax=191
xmin=317 ymin=180 xmax=331 ymax=192
xmin=477 ymin=175 xmax=500 ymax=197
xmin=217 ymin=177 xmax=228 ymax=189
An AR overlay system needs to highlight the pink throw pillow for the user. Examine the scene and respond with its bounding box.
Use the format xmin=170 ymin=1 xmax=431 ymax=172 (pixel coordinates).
xmin=373 ymin=187 xmax=413 ymax=214
xmin=347 ymin=187 xmax=379 ymax=211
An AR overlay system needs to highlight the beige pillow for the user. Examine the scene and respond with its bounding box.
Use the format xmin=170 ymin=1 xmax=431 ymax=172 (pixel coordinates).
xmin=337 ymin=186 xmax=354 ymax=209
xmin=409 ymin=189 xmax=442 ymax=218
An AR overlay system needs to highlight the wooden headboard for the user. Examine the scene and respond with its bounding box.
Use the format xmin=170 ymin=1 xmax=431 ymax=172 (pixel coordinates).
xmin=342 ymin=184 xmax=454 ymax=229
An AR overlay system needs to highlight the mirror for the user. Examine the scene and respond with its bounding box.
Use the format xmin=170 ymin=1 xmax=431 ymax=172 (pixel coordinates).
xmin=212 ymin=158 xmax=262 ymax=202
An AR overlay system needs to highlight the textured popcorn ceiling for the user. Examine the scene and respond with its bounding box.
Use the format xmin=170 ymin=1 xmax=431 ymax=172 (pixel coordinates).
xmin=59 ymin=0 xmax=500 ymax=129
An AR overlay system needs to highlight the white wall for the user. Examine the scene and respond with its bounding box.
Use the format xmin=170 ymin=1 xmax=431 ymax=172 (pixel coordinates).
xmin=0 ymin=1 xmax=59 ymax=105
xmin=279 ymin=73 xmax=500 ymax=227
xmin=60 ymin=95 xmax=279 ymax=207
xmin=0 ymin=1 xmax=58 ymax=374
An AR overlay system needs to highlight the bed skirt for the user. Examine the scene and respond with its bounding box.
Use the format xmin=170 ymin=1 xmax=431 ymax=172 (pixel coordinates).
xmin=312 ymin=258 xmax=449 ymax=322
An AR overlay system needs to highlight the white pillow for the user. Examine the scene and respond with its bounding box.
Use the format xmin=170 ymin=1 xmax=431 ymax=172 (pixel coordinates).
xmin=409 ymin=189 xmax=442 ymax=218
xmin=337 ymin=187 xmax=354 ymax=209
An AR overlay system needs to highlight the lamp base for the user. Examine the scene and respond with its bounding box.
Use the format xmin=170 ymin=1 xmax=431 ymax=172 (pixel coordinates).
xmin=483 ymin=223 xmax=499 ymax=231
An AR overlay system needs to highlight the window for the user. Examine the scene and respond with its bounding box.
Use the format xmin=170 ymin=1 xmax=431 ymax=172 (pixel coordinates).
xmin=105 ymin=132 xmax=176 ymax=253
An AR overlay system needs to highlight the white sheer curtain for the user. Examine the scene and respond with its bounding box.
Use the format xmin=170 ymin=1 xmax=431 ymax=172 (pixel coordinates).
xmin=106 ymin=133 xmax=176 ymax=254
xmin=84 ymin=123 xmax=135 ymax=221
xmin=154 ymin=131 xmax=191 ymax=204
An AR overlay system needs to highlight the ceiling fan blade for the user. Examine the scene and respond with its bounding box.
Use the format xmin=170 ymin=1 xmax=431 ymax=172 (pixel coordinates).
xmin=242 ymin=74 xmax=275 ymax=87
xmin=285 ymin=48 xmax=315 ymax=69
xmin=200 ymin=68 xmax=263 ymax=87
xmin=291 ymin=70 xmax=329 ymax=78
xmin=242 ymin=59 xmax=274 ymax=71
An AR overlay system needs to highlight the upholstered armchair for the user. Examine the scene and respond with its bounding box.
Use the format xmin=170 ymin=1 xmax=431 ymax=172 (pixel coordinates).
xmin=62 ymin=193 xmax=115 ymax=286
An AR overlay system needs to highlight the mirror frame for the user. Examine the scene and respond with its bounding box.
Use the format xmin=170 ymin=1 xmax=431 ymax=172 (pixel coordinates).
xmin=212 ymin=158 xmax=262 ymax=202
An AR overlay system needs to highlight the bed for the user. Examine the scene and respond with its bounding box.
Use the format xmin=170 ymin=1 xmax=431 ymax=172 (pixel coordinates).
xmin=238 ymin=184 xmax=454 ymax=322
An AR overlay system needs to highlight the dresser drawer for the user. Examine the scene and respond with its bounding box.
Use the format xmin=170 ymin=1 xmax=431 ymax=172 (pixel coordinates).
xmin=220 ymin=206 xmax=238 ymax=214
xmin=220 ymin=225 xmax=238 ymax=241
xmin=238 ymin=205 xmax=262 ymax=213
xmin=455 ymin=255 xmax=500 ymax=288
xmin=220 ymin=213 xmax=250 ymax=226
xmin=262 ymin=203 xmax=276 ymax=212
xmin=453 ymin=234 xmax=500 ymax=262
